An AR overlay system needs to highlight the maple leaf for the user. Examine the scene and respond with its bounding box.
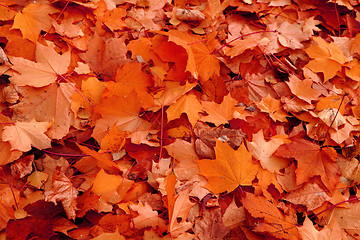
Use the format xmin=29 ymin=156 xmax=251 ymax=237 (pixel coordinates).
xmin=2 ymin=120 xmax=51 ymax=152
xmin=28 ymin=171 xmax=48 ymax=189
xmin=0 ymin=183 xmax=20 ymax=230
xmin=169 ymin=189 xmax=194 ymax=237
xmin=159 ymin=30 xmax=220 ymax=81
xmin=193 ymin=207 xmax=228 ymax=239
xmin=11 ymin=83 xmax=75 ymax=139
xmin=11 ymin=3 xmax=58 ymax=42
xmin=77 ymin=144 xmax=121 ymax=174
xmin=79 ymin=32 xmax=130 ymax=77
xmin=10 ymin=43 xmax=71 ymax=87
xmin=256 ymin=94 xmax=288 ymax=122
xmin=92 ymin=169 xmax=133 ymax=204
xmin=6 ymin=216 xmax=55 ymax=239
xmin=305 ymin=37 xmax=347 ymax=82
xmin=150 ymin=81 xmax=197 ymax=112
xmin=275 ymin=137 xmax=340 ymax=191
xmin=247 ymin=129 xmax=290 ymax=173
xmin=165 ymin=139 xmax=200 ymax=180
xmin=283 ymin=182 xmax=331 ymax=211
xmin=10 ymin=155 xmax=33 ymax=179
xmin=100 ymin=126 xmax=129 ymax=153
xmin=277 ymin=21 xmax=309 ymax=49
xmin=71 ymin=77 xmax=106 ymax=119
xmin=200 ymin=94 xmax=237 ymax=126
xmin=92 ymin=229 xmax=126 ymax=240
xmin=317 ymin=108 xmax=345 ymax=130
xmin=166 ymin=93 xmax=202 ymax=127
xmin=93 ymin=0 xmax=127 ymax=32
xmin=92 ymin=91 xmax=148 ymax=143
xmin=165 ymin=171 xmax=176 ymax=223
xmin=113 ymin=62 xmax=154 ymax=107
xmin=0 ymin=141 xmax=22 ymax=166
xmin=196 ymin=141 xmax=259 ymax=194
xmin=222 ymin=198 xmax=245 ymax=228
xmin=242 ymin=192 xmax=299 ymax=240
xmin=129 ymin=202 xmax=167 ymax=232
xmin=127 ymin=37 xmax=166 ymax=68
xmin=297 ymin=217 xmax=331 ymax=240
xmin=325 ymin=201 xmax=360 ymax=236
xmin=44 ymin=167 xmax=78 ymax=220
xmin=287 ymin=75 xmax=320 ymax=104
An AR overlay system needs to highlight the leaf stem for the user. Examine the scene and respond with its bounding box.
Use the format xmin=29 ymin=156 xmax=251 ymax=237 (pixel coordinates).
xmin=211 ymin=30 xmax=276 ymax=55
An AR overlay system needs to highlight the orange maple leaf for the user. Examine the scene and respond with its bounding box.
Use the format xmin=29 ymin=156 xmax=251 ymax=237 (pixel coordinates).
xmin=286 ymin=75 xmax=320 ymax=104
xmin=256 ymin=94 xmax=288 ymax=122
xmin=161 ymin=30 xmax=220 ymax=82
xmin=11 ymin=3 xmax=58 ymax=42
xmin=12 ymin=83 xmax=75 ymax=139
xmin=196 ymin=141 xmax=258 ymax=194
xmin=200 ymin=94 xmax=237 ymax=126
xmin=92 ymin=169 xmax=133 ymax=204
xmin=165 ymin=139 xmax=200 ymax=180
xmin=305 ymin=37 xmax=347 ymax=82
xmin=242 ymin=192 xmax=299 ymax=240
xmin=10 ymin=43 xmax=71 ymax=87
xmin=129 ymin=202 xmax=167 ymax=232
xmin=77 ymin=144 xmax=121 ymax=174
xmin=2 ymin=120 xmax=51 ymax=152
xmin=166 ymin=93 xmax=202 ymax=127
xmin=71 ymin=77 xmax=106 ymax=119
xmin=92 ymin=91 xmax=147 ymax=143
xmin=275 ymin=137 xmax=340 ymax=191
xmin=79 ymin=32 xmax=130 ymax=77
xmin=247 ymin=129 xmax=290 ymax=173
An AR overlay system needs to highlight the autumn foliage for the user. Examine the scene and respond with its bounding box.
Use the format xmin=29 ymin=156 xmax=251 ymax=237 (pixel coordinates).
xmin=1 ymin=0 xmax=360 ymax=239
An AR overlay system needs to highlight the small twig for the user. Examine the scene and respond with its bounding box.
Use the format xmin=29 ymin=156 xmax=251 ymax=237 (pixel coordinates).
xmin=1 ymin=168 xmax=18 ymax=209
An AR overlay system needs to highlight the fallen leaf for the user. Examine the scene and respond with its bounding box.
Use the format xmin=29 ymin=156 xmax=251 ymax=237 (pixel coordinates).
xmin=256 ymin=94 xmax=288 ymax=122
xmin=77 ymin=144 xmax=121 ymax=174
xmin=2 ymin=120 xmax=51 ymax=152
xmin=242 ymin=192 xmax=299 ymax=240
xmin=79 ymin=32 xmax=130 ymax=77
xmin=166 ymin=93 xmax=202 ymax=127
xmin=275 ymin=137 xmax=340 ymax=191
xmin=287 ymin=75 xmax=320 ymax=104
xmin=283 ymin=182 xmax=331 ymax=211
xmin=297 ymin=217 xmax=331 ymax=240
xmin=247 ymin=129 xmax=290 ymax=173
xmin=92 ymin=169 xmax=133 ymax=204
xmin=222 ymin=198 xmax=245 ymax=228
xmin=165 ymin=139 xmax=200 ymax=180
xmin=10 ymin=42 xmax=71 ymax=87
xmin=11 ymin=3 xmax=58 ymax=42
xmin=129 ymin=202 xmax=167 ymax=232
xmin=305 ymin=37 xmax=347 ymax=82
xmin=44 ymin=168 xmax=78 ymax=220
xmin=169 ymin=189 xmax=194 ymax=237
xmin=196 ymin=141 xmax=258 ymax=194
xmin=201 ymin=94 xmax=237 ymax=126
xmin=277 ymin=21 xmax=309 ymax=49
xmin=11 ymin=83 xmax=75 ymax=139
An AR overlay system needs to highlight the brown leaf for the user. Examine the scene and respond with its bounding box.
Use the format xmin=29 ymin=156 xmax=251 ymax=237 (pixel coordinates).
xmin=45 ymin=167 xmax=78 ymax=220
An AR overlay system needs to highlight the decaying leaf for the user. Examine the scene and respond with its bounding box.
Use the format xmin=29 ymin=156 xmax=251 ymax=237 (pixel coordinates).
xmin=44 ymin=168 xmax=78 ymax=220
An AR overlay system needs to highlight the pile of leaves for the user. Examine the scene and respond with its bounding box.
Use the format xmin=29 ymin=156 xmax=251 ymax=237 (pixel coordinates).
xmin=2 ymin=0 xmax=360 ymax=239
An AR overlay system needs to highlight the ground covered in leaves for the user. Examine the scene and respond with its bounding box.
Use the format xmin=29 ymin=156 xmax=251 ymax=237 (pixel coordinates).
xmin=1 ymin=0 xmax=360 ymax=239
